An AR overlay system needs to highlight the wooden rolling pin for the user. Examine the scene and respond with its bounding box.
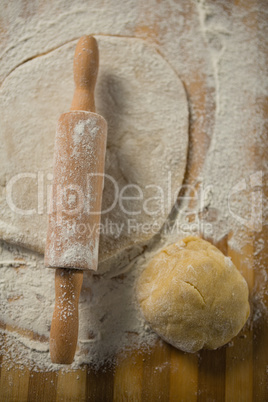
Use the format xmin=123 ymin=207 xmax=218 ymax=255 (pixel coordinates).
xmin=45 ymin=35 xmax=107 ymax=364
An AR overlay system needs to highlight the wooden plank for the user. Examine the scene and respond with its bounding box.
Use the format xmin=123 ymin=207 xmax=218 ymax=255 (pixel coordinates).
xmin=252 ymin=11 xmax=268 ymax=394
xmin=225 ymin=242 xmax=254 ymax=402
xmin=169 ymin=349 xmax=198 ymax=401
xmin=0 ymin=321 xmax=5 ymax=382
xmin=141 ymin=341 xmax=171 ymax=402
xmin=0 ymin=363 xmax=30 ymax=402
xmin=28 ymin=371 xmax=58 ymax=402
xmin=198 ymin=348 xmax=226 ymax=402
xmin=113 ymin=341 xmax=144 ymax=401
xmin=56 ymin=367 xmax=87 ymax=402
xmin=253 ymin=178 xmax=268 ymax=399
xmin=0 ymin=325 xmax=30 ymax=402
xmin=86 ymin=365 xmax=114 ymax=402
xmin=225 ymin=332 xmax=253 ymax=402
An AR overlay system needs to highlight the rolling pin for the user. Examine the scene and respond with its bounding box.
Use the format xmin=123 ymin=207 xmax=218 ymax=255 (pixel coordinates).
xmin=45 ymin=35 xmax=107 ymax=364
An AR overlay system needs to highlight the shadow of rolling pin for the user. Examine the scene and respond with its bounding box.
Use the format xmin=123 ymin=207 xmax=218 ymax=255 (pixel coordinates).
xmin=45 ymin=35 xmax=107 ymax=364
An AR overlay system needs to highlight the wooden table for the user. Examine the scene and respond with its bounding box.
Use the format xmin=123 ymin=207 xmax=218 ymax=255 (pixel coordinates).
xmin=0 ymin=0 xmax=267 ymax=400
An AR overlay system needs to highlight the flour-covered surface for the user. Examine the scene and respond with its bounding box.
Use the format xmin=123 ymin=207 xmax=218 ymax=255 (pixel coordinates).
xmin=0 ymin=241 xmax=158 ymax=372
xmin=0 ymin=35 xmax=188 ymax=274
xmin=0 ymin=0 xmax=267 ymax=400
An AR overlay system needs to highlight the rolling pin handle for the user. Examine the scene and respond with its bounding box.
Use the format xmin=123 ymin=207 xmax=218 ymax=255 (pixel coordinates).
xmin=70 ymin=35 xmax=99 ymax=113
xmin=50 ymin=269 xmax=83 ymax=364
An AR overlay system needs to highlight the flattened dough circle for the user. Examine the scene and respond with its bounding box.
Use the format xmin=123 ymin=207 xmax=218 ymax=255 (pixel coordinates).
xmin=0 ymin=36 xmax=188 ymax=273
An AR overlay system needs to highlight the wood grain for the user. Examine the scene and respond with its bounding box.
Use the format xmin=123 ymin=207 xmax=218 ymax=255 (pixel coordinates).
xmin=113 ymin=338 xmax=144 ymax=401
xmin=170 ymin=349 xmax=198 ymax=401
xmin=56 ymin=368 xmax=87 ymax=401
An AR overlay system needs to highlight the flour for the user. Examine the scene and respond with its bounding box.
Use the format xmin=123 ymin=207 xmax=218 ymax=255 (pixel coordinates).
xmin=73 ymin=118 xmax=99 ymax=145
xmin=0 ymin=241 xmax=157 ymax=371
xmin=0 ymin=35 xmax=188 ymax=274
xmin=0 ymin=0 xmax=267 ymax=371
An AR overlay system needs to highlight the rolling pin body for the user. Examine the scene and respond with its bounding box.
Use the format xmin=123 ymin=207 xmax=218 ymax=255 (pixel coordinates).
xmin=45 ymin=36 xmax=107 ymax=364
xmin=45 ymin=111 xmax=107 ymax=270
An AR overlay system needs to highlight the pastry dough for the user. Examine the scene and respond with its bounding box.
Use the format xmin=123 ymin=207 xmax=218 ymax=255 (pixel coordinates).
xmin=137 ymin=236 xmax=250 ymax=352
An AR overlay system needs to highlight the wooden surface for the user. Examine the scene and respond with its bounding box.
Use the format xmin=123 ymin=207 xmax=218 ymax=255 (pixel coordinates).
xmin=0 ymin=0 xmax=267 ymax=401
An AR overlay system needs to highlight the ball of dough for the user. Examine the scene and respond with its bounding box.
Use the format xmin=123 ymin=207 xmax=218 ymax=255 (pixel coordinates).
xmin=137 ymin=236 xmax=250 ymax=353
